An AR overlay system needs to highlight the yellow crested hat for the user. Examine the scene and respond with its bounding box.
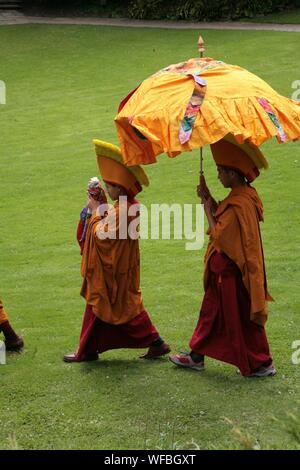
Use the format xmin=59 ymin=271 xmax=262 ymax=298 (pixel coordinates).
xmin=210 ymin=135 xmax=268 ymax=182
xmin=93 ymin=139 xmax=149 ymax=197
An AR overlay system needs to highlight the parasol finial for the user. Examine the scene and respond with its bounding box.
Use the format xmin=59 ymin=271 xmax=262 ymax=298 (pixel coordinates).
xmin=198 ymin=35 xmax=205 ymax=56
xmin=198 ymin=35 xmax=205 ymax=176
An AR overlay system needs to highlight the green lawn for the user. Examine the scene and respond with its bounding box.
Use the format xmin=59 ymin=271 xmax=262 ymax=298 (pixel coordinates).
xmin=0 ymin=25 xmax=300 ymax=450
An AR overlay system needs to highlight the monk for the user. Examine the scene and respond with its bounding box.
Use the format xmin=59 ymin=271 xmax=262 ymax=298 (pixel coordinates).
xmin=64 ymin=140 xmax=170 ymax=362
xmin=169 ymin=140 xmax=275 ymax=377
xmin=0 ymin=299 xmax=24 ymax=351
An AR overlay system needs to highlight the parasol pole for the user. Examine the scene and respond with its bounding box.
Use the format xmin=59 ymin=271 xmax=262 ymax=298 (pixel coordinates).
xmin=198 ymin=35 xmax=205 ymax=176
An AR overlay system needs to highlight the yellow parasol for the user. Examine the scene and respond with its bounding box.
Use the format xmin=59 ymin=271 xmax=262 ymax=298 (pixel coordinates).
xmin=115 ymin=43 xmax=300 ymax=176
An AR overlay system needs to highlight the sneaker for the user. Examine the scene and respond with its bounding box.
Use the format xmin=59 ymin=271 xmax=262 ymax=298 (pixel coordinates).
xmin=248 ymin=364 xmax=276 ymax=378
xmin=169 ymin=353 xmax=204 ymax=371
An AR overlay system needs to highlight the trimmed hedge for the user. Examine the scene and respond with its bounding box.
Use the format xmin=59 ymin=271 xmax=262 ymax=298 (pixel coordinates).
xmin=23 ymin=0 xmax=300 ymax=21
xmin=128 ymin=0 xmax=300 ymax=20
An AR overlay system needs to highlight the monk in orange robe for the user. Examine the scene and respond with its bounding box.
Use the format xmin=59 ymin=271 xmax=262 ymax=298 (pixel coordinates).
xmin=64 ymin=140 xmax=170 ymax=362
xmin=0 ymin=298 xmax=24 ymax=350
xmin=170 ymin=140 xmax=275 ymax=377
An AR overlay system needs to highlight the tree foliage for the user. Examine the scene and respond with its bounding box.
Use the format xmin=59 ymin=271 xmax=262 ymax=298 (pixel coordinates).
xmin=23 ymin=0 xmax=300 ymax=20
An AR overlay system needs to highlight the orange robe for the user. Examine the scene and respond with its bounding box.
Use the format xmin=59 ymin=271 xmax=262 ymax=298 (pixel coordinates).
xmin=204 ymin=185 xmax=273 ymax=326
xmin=80 ymin=199 xmax=144 ymax=325
xmin=0 ymin=299 xmax=8 ymax=325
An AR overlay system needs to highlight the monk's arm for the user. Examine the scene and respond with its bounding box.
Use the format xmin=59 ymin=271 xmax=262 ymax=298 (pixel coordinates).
xmin=204 ymin=199 xmax=217 ymax=230
xmin=197 ymin=179 xmax=218 ymax=220
xmin=209 ymin=197 xmax=218 ymax=215
xmin=209 ymin=206 xmax=239 ymax=250
xmin=93 ymin=205 xmax=121 ymax=241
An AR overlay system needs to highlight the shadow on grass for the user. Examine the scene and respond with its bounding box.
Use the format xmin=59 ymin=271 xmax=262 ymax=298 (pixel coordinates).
xmin=78 ymin=356 xmax=170 ymax=373
xmin=77 ymin=356 xmax=249 ymax=389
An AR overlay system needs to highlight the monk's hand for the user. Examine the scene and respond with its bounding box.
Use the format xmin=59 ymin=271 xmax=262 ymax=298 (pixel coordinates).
xmin=87 ymin=196 xmax=100 ymax=214
xmin=200 ymin=175 xmax=210 ymax=198
xmin=197 ymin=176 xmax=210 ymax=201
xmin=197 ymin=185 xmax=208 ymax=203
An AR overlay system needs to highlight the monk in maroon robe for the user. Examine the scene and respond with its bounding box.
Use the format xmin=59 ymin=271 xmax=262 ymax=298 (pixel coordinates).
xmin=170 ymin=140 xmax=275 ymax=377
xmin=64 ymin=140 xmax=170 ymax=362
xmin=0 ymin=299 xmax=24 ymax=350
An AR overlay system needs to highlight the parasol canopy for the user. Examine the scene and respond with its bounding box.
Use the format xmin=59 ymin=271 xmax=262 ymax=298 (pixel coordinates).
xmin=115 ymin=57 xmax=300 ymax=171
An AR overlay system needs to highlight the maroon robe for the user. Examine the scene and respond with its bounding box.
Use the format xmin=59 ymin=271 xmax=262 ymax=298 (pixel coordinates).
xmin=77 ymin=304 xmax=160 ymax=359
xmin=190 ymin=252 xmax=272 ymax=376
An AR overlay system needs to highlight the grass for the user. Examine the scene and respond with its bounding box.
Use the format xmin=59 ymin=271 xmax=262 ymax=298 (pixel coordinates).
xmin=0 ymin=24 xmax=300 ymax=450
